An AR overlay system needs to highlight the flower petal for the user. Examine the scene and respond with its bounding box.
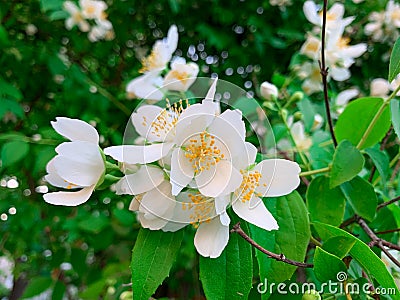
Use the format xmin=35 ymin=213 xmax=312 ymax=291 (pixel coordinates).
xmin=232 ymin=196 xmax=278 ymax=231
xmin=45 ymin=158 xmax=75 ymax=189
xmin=194 ymin=217 xmax=229 ymax=258
xmin=131 ymin=105 xmax=165 ymax=142
xmin=232 ymin=142 xmax=257 ymax=170
xmin=43 ymin=185 xmax=95 ymax=206
xmin=55 ymin=141 xmax=103 ymax=166
xmin=51 ymin=117 xmax=99 ymax=144
xmin=115 ymin=165 xmax=165 ymax=195
xmin=104 ymin=143 xmax=174 ymax=164
xmin=196 ymin=160 xmax=242 ymax=197
xmin=170 ymin=148 xmax=194 ymax=195
xmin=254 ymin=159 xmax=301 ymax=197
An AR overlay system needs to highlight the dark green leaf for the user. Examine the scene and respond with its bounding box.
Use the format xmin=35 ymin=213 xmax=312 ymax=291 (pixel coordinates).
xmin=22 ymin=277 xmax=53 ymax=299
xmin=391 ymin=99 xmax=400 ymax=140
xmin=131 ymin=228 xmax=184 ymax=300
xmin=335 ymin=97 xmax=391 ymax=149
xmin=78 ymin=215 xmax=109 ymax=234
xmin=40 ymin=0 xmax=63 ymax=12
xmin=340 ymin=176 xmax=377 ymax=222
xmin=306 ymin=176 xmax=345 ymax=226
xmin=51 ymin=281 xmax=66 ymax=300
xmin=365 ymin=147 xmax=389 ymax=184
xmin=250 ymin=191 xmax=310 ymax=298
xmin=1 ymin=140 xmax=29 ymax=168
xmin=200 ymin=220 xmax=252 ymax=300
xmin=313 ymin=222 xmax=400 ymax=299
xmin=330 ymin=140 xmax=365 ymax=188
xmin=389 ymin=37 xmax=400 ymax=81
xmin=322 ymin=236 xmax=356 ymax=259
xmin=313 ymin=247 xmax=347 ymax=282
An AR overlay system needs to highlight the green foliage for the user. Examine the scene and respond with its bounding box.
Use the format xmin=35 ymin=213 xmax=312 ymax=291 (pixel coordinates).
xmin=1 ymin=141 xmax=29 ymax=168
xmin=131 ymin=228 xmax=184 ymax=300
xmin=322 ymin=236 xmax=356 ymax=259
xmin=391 ymin=99 xmax=400 ymax=140
xmin=330 ymin=140 xmax=365 ymax=188
xmin=21 ymin=277 xmax=53 ymax=299
xmin=313 ymin=247 xmax=347 ymax=282
xmin=199 ymin=220 xmax=252 ymax=300
xmin=334 ymin=97 xmax=391 ymax=149
xmin=306 ymin=176 xmax=345 ymax=226
xmin=389 ymin=37 xmax=400 ymax=82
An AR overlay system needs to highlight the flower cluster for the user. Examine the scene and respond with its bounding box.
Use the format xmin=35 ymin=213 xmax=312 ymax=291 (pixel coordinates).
xmin=63 ymin=0 xmax=114 ymax=42
xmin=295 ymin=1 xmax=367 ymax=94
xmin=43 ymin=79 xmax=301 ymax=258
xmin=126 ymin=25 xmax=199 ymax=101
xmin=365 ymin=0 xmax=400 ymax=44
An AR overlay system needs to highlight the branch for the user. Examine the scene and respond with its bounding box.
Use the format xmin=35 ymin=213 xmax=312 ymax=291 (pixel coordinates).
xmin=375 ymin=228 xmax=400 ymax=235
xmin=377 ymin=195 xmax=400 ymax=211
xmin=356 ymin=217 xmax=400 ymax=268
xmin=320 ymin=0 xmax=337 ymax=147
xmin=230 ymin=222 xmax=313 ymax=268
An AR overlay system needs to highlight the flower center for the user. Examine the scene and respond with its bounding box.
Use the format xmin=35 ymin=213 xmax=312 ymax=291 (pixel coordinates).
xmin=73 ymin=12 xmax=84 ymax=23
xmin=182 ymin=193 xmax=213 ymax=227
xmin=184 ymin=131 xmax=224 ymax=174
xmin=169 ymin=70 xmax=190 ymax=82
xmin=337 ymin=37 xmax=350 ymax=49
xmin=64 ymin=180 xmax=78 ymax=190
xmin=85 ymin=5 xmax=96 ymax=15
xmin=236 ymin=170 xmax=265 ymax=202
xmin=139 ymin=48 xmax=164 ymax=73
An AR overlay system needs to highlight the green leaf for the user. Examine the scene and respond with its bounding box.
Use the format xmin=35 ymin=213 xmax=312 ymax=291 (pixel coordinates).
xmin=330 ymin=140 xmax=365 ymax=188
xmin=297 ymin=97 xmax=315 ymax=131
xmin=22 ymin=277 xmax=53 ymax=298
xmin=78 ymin=215 xmax=109 ymax=234
xmin=233 ymin=97 xmax=260 ymax=118
xmin=306 ymin=176 xmax=346 ymax=226
xmin=40 ymin=0 xmax=63 ymax=12
xmin=340 ymin=176 xmax=377 ymax=222
xmin=131 ymin=228 xmax=184 ymax=300
xmin=49 ymin=10 xmax=69 ymax=21
xmin=313 ymin=247 xmax=347 ymax=282
xmin=51 ymin=281 xmax=66 ymax=300
xmin=389 ymin=37 xmax=400 ymax=82
xmin=364 ymin=147 xmax=389 ymax=184
xmin=250 ymin=191 xmax=310 ymax=298
xmin=200 ymin=220 xmax=252 ymax=300
xmin=1 ymin=140 xmax=29 ymax=168
xmin=0 ymin=98 xmax=24 ymax=119
xmin=322 ymin=236 xmax=356 ymax=259
xmin=335 ymin=97 xmax=391 ymax=149
xmin=0 ymin=78 xmax=23 ymax=99
xmin=391 ymin=99 xmax=400 ymax=140
xmin=313 ymin=222 xmax=400 ymax=299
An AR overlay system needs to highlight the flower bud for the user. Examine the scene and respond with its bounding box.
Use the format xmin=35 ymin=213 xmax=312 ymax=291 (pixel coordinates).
xmin=293 ymin=111 xmax=303 ymax=121
xmin=302 ymin=290 xmax=321 ymax=300
xmin=370 ymin=78 xmax=389 ymax=97
xmin=289 ymin=91 xmax=304 ymax=103
xmin=260 ymin=81 xmax=278 ymax=101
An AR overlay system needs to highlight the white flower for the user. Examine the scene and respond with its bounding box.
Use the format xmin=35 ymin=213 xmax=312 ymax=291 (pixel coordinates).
xmin=365 ymin=1 xmax=400 ymax=43
xmin=335 ymin=88 xmax=359 ymax=115
xmin=126 ymin=70 xmax=164 ymax=101
xmin=139 ymin=25 xmax=178 ymax=74
xmin=300 ymin=35 xmax=320 ymax=60
xmin=79 ymin=0 xmax=107 ymax=20
xmin=370 ymin=78 xmax=390 ymax=97
xmin=312 ymin=113 xmax=323 ymax=130
xmin=303 ymin=1 xmax=355 ymax=30
xmin=260 ymin=81 xmax=278 ymax=100
xmin=88 ymin=19 xmax=114 ymax=42
xmin=0 ymin=256 xmax=13 ymax=290
xmin=43 ymin=117 xmax=105 ymax=206
xmin=164 ymin=58 xmax=199 ymax=92
xmin=63 ymin=1 xmax=90 ymax=32
xmin=296 ymin=62 xmax=322 ymax=95
xmin=277 ymin=118 xmax=312 ymax=152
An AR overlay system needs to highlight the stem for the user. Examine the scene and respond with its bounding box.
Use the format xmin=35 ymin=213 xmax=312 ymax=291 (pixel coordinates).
xmin=310 ymin=236 xmax=323 ymax=247
xmin=299 ymin=166 xmax=330 ymax=177
xmin=375 ymin=228 xmax=400 ymax=235
xmin=230 ymin=222 xmax=313 ymax=268
xmin=320 ymin=0 xmax=337 ymax=148
xmin=377 ymin=195 xmax=400 ymax=210
xmin=357 ymin=84 xmax=400 ymax=149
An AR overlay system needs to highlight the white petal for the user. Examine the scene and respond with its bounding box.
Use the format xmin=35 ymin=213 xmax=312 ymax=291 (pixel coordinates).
xmin=55 ymin=141 xmax=103 ymax=166
xmin=330 ymin=67 xmax=350 ymax=81
xmin=336 ymin=88 xmax=358 ymax=106
xmin=194 ymin=217 xmax=229 ymax=258
xmin=51 ymin=117 xmax=99 ymax=143
xmin=170 ymin=148 xmax=194 ymax=195
xmin=131 ymin=105 xmax=166 ymax=142
xmin=204 ymin=77 xmax=218 ymax=102
xmin=43 ymin=185 xmax=95 ymax=206
xmin=196 ymin=161 xmax=242 ymax=197
xmin=45 ymin=158 xmax=74 ymax=189
xmin=303 ymin=1 xmax=320 ymax=26
xmin=254 ymin=159 xmax=301 ymax=197
xmin=232 ymin=142 xmax=257 ymax=170
xmin=167 ymin=25 xmax=178 ymax=55
xmin=104 ymin=143 xmax=174 ymax=164
xmin=219 ymin=211 xmax=230 ymax=226
xmin=215 ymin=195 xmax=230 ymax=216
xmin=129 ymin=198 xmax=140 ymax=211
xmin=232 ymin=197 xmax=278 ymax=231
xmin=115 ymin=165 xmax=165 ymax=195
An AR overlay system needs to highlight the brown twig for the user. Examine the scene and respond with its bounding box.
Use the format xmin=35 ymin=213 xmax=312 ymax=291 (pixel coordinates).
xmin=375 ymin=228 xmax=400 ymax=235
xmin=377 ymin=195 xmax=400 ymax=211
xmin=356 ymin=217 xmax=400 ymax=268
xmin=230 ymin=222 xmax=313 ymax=268
xmin=319 ymin=0 xmax=337 ymax=148
xmin=340 ymin=216 xmax=357 ymax=228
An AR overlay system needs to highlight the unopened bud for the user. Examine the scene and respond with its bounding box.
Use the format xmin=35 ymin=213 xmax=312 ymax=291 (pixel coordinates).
xmin=260 ymin=81 xmax=278 ymax=101
xmin=302 ymin=290 xmax=321 ymax=300
xmin=293 ymin=111 xmax=303 ymax=121
xmin=289 ymin=91 xmax=304 ymax=103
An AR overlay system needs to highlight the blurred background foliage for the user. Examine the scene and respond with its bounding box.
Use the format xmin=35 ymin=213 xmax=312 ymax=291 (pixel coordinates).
xmin=0 ymin=0 xmax=399 ymax=299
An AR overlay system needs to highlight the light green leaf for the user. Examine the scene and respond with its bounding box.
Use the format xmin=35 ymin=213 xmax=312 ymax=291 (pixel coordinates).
xmin=313 ymin=247 xmax=347 ymax=282
xmin=313 ymin=222 xmax=400 ymax=299
xmin=330 ymin=140 xmax=365 ymax=188
xmin=200 ymin=219 xmax=252 ymax=300
xmin=49 ymin=10 xmax=69 ymax=21
xmin=0 ymin=98 xmax=24 ymax=119
xmin=40 ymin=0 xmax=63 ymax=12
xmin=335 ymin=97 xmax=391 ymax=149
xmin=391 ymin=99 xmax=400 ymax=140
xmin=250 ymin=191 xmax=310 ymax=299
xmin=297 ymin=97 xmax=315 ymax=131
xmin=322 ymin=236 xmax=356 ymax=259
xmin=233 ymin=97 xmax=260 ymax=118
xmin=340 ymin=176 xmax=377 ymax=222
xmin=306 ymin=176 xmax=346 ymax=226
xmin=22 ymin=277 xmax=53 ymax=299
xmin=389 ymin=37 xmax=400 ymax=82
xmin=1 ymin=140 xmax=29 ymax=168
xmin=131 ymin=228 xmax=184 ymax=300
xmin=365 ymin=147 xmax=389 ymax=184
